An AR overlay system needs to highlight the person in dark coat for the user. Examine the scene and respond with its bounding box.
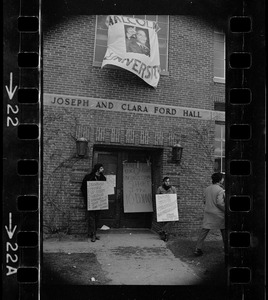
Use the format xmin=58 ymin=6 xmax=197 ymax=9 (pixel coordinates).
xmin=156 ymin=177 xmax=177 ymax=195
xmin=194 ymin=172 xmax=226 ymax=256
xmin=81 ymin=163 xmax=106 ymax=242
xmin=156 ymin=177 xmax=177 ymax=241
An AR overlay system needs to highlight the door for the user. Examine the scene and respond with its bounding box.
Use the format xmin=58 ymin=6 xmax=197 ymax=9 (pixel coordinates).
xmin=93 ymin=148 xmax=161 ymax=228
xmin=119 ymin=151 xmax=153 ymax=228
xmin=93 ymin=151 xmax=119 ymax=228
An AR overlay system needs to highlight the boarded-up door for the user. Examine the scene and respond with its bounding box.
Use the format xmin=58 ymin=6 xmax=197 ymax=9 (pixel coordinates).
xmin=123 ymin=163 xmax=153 ymax=213
xmin=94 ymin=148 xmax=160 ymax=228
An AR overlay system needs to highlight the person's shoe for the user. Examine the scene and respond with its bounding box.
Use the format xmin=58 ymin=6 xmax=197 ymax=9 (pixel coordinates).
xmin=159 ymin=230 xmax=168 ymax=242
xmin=91 ymin=235 xmax=96 ymax=242
xmin=163 ymin=232 xmax=168 ymax=242
xmin=194 ymin=248 xmax=203 ymax=256
xmin=91 ymin=232 xmax=100 ymax=240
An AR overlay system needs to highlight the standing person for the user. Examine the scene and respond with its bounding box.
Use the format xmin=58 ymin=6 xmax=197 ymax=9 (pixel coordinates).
xmin=194 ymin=172 xmax=226 ymax=256
xmin=156 ymin=177 xmax=177 ymax=241
xmin=81 ymin=163 xmax=106 ymax=242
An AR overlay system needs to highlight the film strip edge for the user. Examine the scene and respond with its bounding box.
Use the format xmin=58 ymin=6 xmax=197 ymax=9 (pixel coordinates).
xmin=227 ymin=1 xmax=265 ymax=299
xmin=3 ymin=0 xmax=41 ymax=299
xmin=3 ymin=1 xmax=265 ymax=300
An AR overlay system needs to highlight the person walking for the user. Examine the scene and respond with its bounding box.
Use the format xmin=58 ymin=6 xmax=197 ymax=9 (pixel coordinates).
xmin=156 ymin=177 xmax=177 ymax=241
xmin=194 ymin=172 xmax=226 ymax=256
xmin=81 ymin=163 xmax=106 ymax=242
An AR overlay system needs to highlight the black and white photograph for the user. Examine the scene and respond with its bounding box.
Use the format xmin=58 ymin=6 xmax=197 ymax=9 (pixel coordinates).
xmin=42 ymin=10 xmax=227 ymax=288
xmin=2 ymin=0 xmax=265 ymax=300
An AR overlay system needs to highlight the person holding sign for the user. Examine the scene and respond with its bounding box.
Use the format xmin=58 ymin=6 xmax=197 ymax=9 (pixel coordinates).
xmin=156 ymin=177 xmax=177 ymax=241
xmin=81 ymin=163 xmax=106 ymax=242
xmin=194 ymin=172 xmax=226 ymax=256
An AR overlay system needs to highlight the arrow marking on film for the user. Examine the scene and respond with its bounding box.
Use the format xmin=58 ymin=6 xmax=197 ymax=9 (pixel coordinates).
xmin=5 ymin=72 xmax=18 ymax=100
xmin=5 ymin=213 xmax=17 ymax=239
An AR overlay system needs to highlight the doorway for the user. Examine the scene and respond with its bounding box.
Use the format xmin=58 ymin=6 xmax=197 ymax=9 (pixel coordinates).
xmin=93 ymin=146 xmax=162 ymax=229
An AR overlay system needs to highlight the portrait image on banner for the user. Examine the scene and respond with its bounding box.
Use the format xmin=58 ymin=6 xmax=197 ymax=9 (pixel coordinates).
xmin=102 ymin=15 xmax=161 ymax=88
xmin=125 ymin=26 xmax=151 ymax=57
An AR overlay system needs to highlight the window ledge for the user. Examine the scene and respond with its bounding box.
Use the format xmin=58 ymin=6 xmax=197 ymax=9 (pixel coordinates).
xmin=213 ymin=77 xmax=225 ymax=84
xmin=160 ymin=70 xmax=169 ymax=76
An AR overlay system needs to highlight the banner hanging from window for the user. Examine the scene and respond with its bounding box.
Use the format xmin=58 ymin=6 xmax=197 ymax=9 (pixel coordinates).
xmin=101 ymin=15 xmax=161 ymax=88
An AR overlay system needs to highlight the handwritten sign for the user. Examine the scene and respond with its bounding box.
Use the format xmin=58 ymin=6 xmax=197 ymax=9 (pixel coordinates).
xmin=156 ymin=194 xmax=179 ymax=222
xmin=87 ymin=181 xmax=108 ymax=211
xmin=105 ymin=175 xmax=116 ymax=195
xmin=123 ymin=163 xmax=153 ymax=213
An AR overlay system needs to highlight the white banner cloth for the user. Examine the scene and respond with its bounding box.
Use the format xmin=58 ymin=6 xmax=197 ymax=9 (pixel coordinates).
xmin=102 ymin=15 xmax=161 ymax=88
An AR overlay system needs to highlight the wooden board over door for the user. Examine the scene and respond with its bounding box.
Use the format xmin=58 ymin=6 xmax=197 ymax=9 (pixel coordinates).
xmin=94 ymin=148 xmax=161 ymax=229
xmin=123 ymin=163 xmax=153 ymax=213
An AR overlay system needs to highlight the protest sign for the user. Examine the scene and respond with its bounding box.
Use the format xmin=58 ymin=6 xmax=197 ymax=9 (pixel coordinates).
xmin=87 ymin=181 xmax=108 ymax=211
xmin=105 ymin=175 xmax=116 ymax=195
xmin=156 ymin=194 xmax=179 ymax=222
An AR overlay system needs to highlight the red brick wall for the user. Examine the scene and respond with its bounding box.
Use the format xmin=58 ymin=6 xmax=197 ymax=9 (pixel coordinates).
xmin=43 ymin=15 xmax=224 ymax=237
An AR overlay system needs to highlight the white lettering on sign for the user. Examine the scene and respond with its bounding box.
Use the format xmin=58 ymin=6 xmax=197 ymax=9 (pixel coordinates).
xmin=44 ymin=93 xmax=225 ymax=121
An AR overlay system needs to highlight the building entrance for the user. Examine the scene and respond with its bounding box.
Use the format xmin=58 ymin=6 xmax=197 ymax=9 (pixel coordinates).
xmin=93 ymin=146 xmax=162 ymax=229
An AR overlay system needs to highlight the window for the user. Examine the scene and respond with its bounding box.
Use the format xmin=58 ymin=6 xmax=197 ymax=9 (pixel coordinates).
xmin=213 ymin=31 xmax=225 ymax=83
xmin=214 ymin=123 xmax=225 ymax=173
xmin=94 ymin=15 xmax=169 ymax=74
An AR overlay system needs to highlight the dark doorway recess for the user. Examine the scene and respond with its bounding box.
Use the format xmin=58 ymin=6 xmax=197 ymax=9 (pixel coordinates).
xmin=93 ymin=145 xmax=163 ymax=229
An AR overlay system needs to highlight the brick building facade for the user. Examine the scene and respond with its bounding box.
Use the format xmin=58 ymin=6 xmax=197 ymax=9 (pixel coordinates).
xmin=43 ymin=15 xmax=225 ymax=237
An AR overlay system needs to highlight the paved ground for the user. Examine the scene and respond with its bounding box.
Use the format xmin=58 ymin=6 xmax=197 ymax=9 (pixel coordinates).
xmin=43 ymin=229 xmax=202 ymax=285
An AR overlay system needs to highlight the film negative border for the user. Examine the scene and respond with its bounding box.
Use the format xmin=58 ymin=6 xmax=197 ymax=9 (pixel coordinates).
xmin=3 ymin=0 xmax=41 ymax=299
xmin=3 ymin=1 xmax=265 ymax=300
xmin=227 ymin=11 xmax=253 ymax=289
xmin=17 ymin=0 xmax=41 ymax=297
xmin=226 ymin=2 xmax=265 ymax=299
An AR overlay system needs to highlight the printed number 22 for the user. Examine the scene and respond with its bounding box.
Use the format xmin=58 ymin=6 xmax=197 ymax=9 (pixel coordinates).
xmin=7 ymin=104 xmax=19 ymax=127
